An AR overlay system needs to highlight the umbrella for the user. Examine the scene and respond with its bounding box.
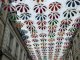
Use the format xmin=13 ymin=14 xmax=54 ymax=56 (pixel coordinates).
xmin=24 ymin=40 xmax=30 ymax=43
xmin=32 ymin=39 xmax=39 ymax=42
xmin=49 ymin=2 xmax=62 ymax=11
xmin=27 ymin=25 xmax=35 ymax=30
xmin=41 ymin=46 xmax=47 ymax=49
xmin=48 ymin=46 xmax=54 ymax=49
xmin=41 ymin=43 xmax=47 ymax=46
xmin=48 ymin=29 xmax=56 ymax=33
xmin=42 ymin=49 xmax=47 ymax=51
xmin=19 ymin=30 xmax=28 ymax=35
xmin=34 ymin=47 xmax=40 ymax=49
xmin=63 ymin=46 xmax=69 ymax=48
xmin=48 ymin=38 xmax=55 ymax=42
xmin=65 ymin=37 xmax=72 ymax=41
xmin=57 ymin=32 xmax=65 ymax=36
xmin=60 ymin=18 xmax=72 ymax=28
xmin=48 ymin=43 xmax=55 ymax=46
xmin=35 ymin=14 xmax=47 ymax=21
xmin=39 ymin=33 xmax=47 ymax=37
xmin=33 ymin=3 xmax=47 ymax=13
xmin=38 ymin=26 xmax=47 ymax=30
xmin=75 ymin=17 xmax=80 ymax=22
xmin=63 ymin=9 xmax=77 ymax=18
xmin=40 ymin=38 xmax=47 ymax=42
xmin=27 ymin=44 xmax=32 ymax=47
xmin=66 ymin=0 xmax=80 ymax=7
xmin=57 ymin=37 xmax=64 ymax=41
xmin=43 ymin=56 xmax=47 ymax=59
xmin=68 ymin=27 xmax=77 ymax=32
xmin=58 ymin=28 xmax=67 ymax=32
xmin=16 ymin=3 xmax=29 ymax=12
xmin=66 ymin=32 xmax=74 ymax=36
xmin=63 ymin=49 xmax=68 ymax=51
xmin=55 ymin=48 xmax=61 ymax=51
xmin=48 ymin=33 xmax=55 ymax=38
xmin=8 ymin=13 xmax=19 ymax=21
xmin=48 ymin=25 xmax=58 ymax=29
xmin=33 ymin=0 xmax=45 ymax=3
xmin=56 ymin=41 xmax=62 ymax=45
xmin=33 ymin=43 xmax=39 ymax=46
xmin=56 ymin=45 xmax=61 ymax=48
xmin=31 ymin=34 xmax=38 ymax=38
xmin=2 ymin=3 xmax=15 ymax=12
xmin=20 ymin=13 xmax=31 ymax=20
xmin=22 ymin=35 xmax=29 ymax=40
xmin=28 ymin=47 xmax=33 ymax=50
xmin=72 ymin=22 xmax=80 ymax=27
xmin=48 ymin=20 xmax=58 ymax=25
xmin=24 ymin=20 xmax=33 ymax=25
xmin=64 ymin=42 xmax=70 ymax=45
xmin=37 ymin=21 xmax=47 ymax=26
xmin=48 ymin=12 xmax=60 ymax=19
xmin=14 ymin=22 xmax=24 ymax=28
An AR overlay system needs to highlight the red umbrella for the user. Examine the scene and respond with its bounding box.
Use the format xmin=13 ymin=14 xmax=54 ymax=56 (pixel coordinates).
xmin=24 ymin=20 xmax=33 ymax=25
xmin=39 ymin=33 xmax=47 ymax=37
xmin=49 ymin=2 xmax=61 ymax=11
xmin=31 ymin=34 xmax=38 ymax=38
xmin=2 ymin=3 xmax=15 ymax=12
xmin=58 ymin=28 xmax=67 ymax=32
xmin=57 ymin=37 xmax=64 ymax=41
xmin=66 ymin=32 xmax=74 ymax=36
xmin=33 ymin=3 xmax=47 ymax=13
xmin=32 ymin=39 xmax=38 ymax=42
xmin=38 ymin=26 xmax=47 ymax=30
xmin=37 ymin=21 xmax=47 ymax=26
xmin=16 ymin=3 xmax=29 ymax=12
xmin=48 ymin=12 xmax=60 ymax=19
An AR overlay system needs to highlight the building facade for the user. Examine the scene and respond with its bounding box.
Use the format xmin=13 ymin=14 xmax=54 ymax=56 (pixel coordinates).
xmin=63 ymin=26 xmax=80 ymax=60
xmin=0 ymin=0 xmax=32 ymax=60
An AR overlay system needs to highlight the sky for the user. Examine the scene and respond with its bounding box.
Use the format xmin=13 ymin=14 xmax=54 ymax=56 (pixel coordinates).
xmin=9 ymin=0 xmax=80 ymax=60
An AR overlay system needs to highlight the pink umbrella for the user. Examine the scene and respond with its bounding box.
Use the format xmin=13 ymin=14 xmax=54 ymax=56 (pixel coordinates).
xmin=27 ymin=44 xmax=32 ymax=47
xmin=16 ymin=3 xmax=29 ymax=12
xmin=24 ymin=20 xmax=33 ymax=25
xmin=48 ymin=29 xmax=56 ymax=33
xmin=49 ymin=2 xmax=61 ymax=11
xmin=48 ymin=12 xmax=60 ymax=19
xmin=33 ymin=3 xmax=47 ymax=13
xmin=2 ymin=3 xmax=15 ymax=12
xmin=39 ymin=33 xmax=47 ymax=37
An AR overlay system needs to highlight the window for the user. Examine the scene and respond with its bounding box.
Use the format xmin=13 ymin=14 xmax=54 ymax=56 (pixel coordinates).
xmin=15 ymin=42 xmax=19 ymax=58
xmin=20 ymin=49 xmax=23 ymax=60
xmin=7 ymin=33 xmax=13 ymax=53
xmin=76 ymin=56 xmax=78 ymax=60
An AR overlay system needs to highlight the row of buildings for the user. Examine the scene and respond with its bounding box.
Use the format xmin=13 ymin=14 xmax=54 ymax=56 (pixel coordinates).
xmin=0 ymin=0 xmax=33 ymax=60
xmin=63 ymin=26 xmax=80 ymax=60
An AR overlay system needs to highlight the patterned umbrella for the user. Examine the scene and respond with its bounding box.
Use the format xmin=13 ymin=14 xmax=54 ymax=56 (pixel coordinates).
xmin=37 ymin=21 xmax=47 ymax=26
xmin=72 ymin=22 xmax=80 ymax=27
xmin=41 ymin=46 xmax=47 ymax=49
xmin=65 ymin=37 xmax=72 ymax=41
xmin=27 ymin=25 xmax=35 ymax=30
xmin=64 ymin=42 xmax=70 ymax=45
xmin=57 ymin=37 xmax=64 ymax=41
xmin=33 ymin=4 xmax=47 ymax=13
xmin=60 ymin=18 xmax=72 ymax=28
xmin=75 ymin=17 xmax=80 ymax=22
xmin=2 ymin=3 xmax=15 ymax=12
xmin=63 ymin=9 xmax=77 ymax=18
xmin=68 ymin=27 xmax=77 ymax=32
xmin=31 ymin=34 xmax=38 ymax=38
xmin=33 ymin=43 xmax=39 ymax=46
xmin=48 ymin=29 xmax=56 ymax=33
xmin=19 ymin=30 xmax=28 ymax=35
xmin=33 ymin=0 xmax=45 ymax=2
xmin=58 ymin=28 xmax=67 ymax=32
xmin=22 ymin=35 xmax=29 ymax=40
xmin=41 ymin=43 xmax=47 ymax=46
xmin=57 ymin=32 xmax=65 ymax=36
xmin=66 ymin=0 xmax=80 ymax=7
xmin=38 ymin=26 xmax=47 ymax=30
xmin=35 ymin=14 xmax=47 ymax=21
xmin=16 ymin=3 xmax=29 ymax=12
xmin=48 ymin=38 xmax=55 ymax=42
xmin=48 ymin=25 xmax=58 ymax=29
xmin=48 ymin=46 xmax=54 ymax=49
xmin=8 ymin=13 xmax=19 ymax=21
xmin=20 ymin=13 xmax=31 ymax=20
xmin=49 ymin=2 xmax=61 ymax=11
xmin=66 ymin=32 xmax=74 ymax=36
xmin=48 ymin=20 xmax=58 ymax=25
xmin=48 ymin=12 xmax=60 ymax=19
xmin=48 ymin=43 xmax=55 ymax=46
xmin=40 ymin=38 xmax=47 ymax=42
xmin=56 ymin=45 xmax=61 ymax=48
xmin=56 ymin=41 xmax=63 ymax=45
xmin=48 ymin=33 xmax=55 ymax=38
xmin=32 ymin=39 xmax=39 ymax=42
xmin=24 ymin=20 xmax=33 ymax=25
xmin=39 ymin=33 xmax=47 ymax=37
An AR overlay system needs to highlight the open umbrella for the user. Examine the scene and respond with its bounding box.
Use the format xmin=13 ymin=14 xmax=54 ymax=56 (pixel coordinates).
xmin=22 ymin=35 xmax=29 ymax=40
xmin=32 ymin=39 xmax=39 ymax=42
xmin=39 ymin=33 xmax=47 ymax=37
xmin=49 ymin=2 xmax=62 ymax=11
xmin=66 ymin=0 xmax=80 ymax=8
xmin=38 ymin=26 xmax=47 ymax=30
xmin=48 ymin=33 xmax=55 ymax=38
xmin=48 ymin=29 xmax=56 ymax=33
xmin=48 ymin=38 xmax=55 ymax=42
xmin=41 ymin=43 xmax=47 ymax=46
xmin=2 ymin=3 xmax=15 ymax=12
xmin=37 ymin=21 xmax=47 ymax=26
xmin=66 ymin=32 xmax=74 ymax=36
xmin=31 ymin=34 xmax=38 ymax=38
xmin=35 ymin=14 xmax=47 ymax=21
xmin=8 ymin=13 xmax=19 ymax=21
xmin=33 ymin=0 xmax=45 ymax=3
xmin=58 ymin=28 xmax=67 ymax=32
xmin=48 ymin=12 xmax=60 ymax=19
xmin=33 ymin=3 xmax=47 ymax=13
xmin=40 ymin=38 xmax=47 ymax=42
xmin=16 ymin=3 xmax=29 ymax=12
xmin=56 ymin=41 xmax=63 ymax=45
xmin=24 ymin=20 xmax=33 ymax=25
xmin=33 ymin=43 xmax=39 ymax=46
xmin=57 ymin=37 xmax=64 ymax=41
xmin=20 ymin=13 xmax=31 ymax=20
xmin=63 ymin=9 xmax=77 ymax=18
xmin=19 ymin=30 xmax=28 ymax=35
xmin=57 ymin=32 xmax=65 ymax=36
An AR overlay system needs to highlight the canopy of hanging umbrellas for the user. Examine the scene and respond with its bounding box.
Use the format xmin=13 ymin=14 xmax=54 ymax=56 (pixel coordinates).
xmin=1 ymin=0 xmax=80 ymax=60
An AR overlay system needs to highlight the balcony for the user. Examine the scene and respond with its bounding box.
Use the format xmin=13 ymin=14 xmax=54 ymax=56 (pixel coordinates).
xmin=7 ymin=46 xmax=12 ymax=53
